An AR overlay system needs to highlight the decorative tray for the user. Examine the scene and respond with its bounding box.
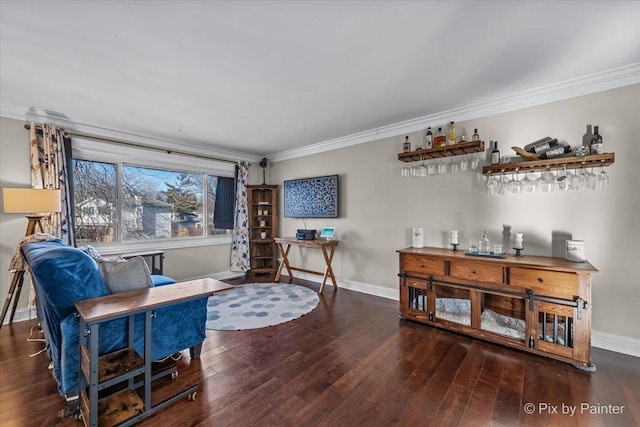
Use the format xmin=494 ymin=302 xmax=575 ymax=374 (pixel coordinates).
xmin=464 ymin=251 xmax=507 ymax=259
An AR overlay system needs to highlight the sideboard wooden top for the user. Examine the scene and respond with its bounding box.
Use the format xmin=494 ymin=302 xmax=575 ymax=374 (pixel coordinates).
xmin=397 ymin=247 xmax=598 ymax=273
xmin=75 ymin=278 xmax=233 ymax=324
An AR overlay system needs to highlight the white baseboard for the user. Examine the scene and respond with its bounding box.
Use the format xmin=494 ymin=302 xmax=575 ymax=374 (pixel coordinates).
xmin=1 ymin=307 xmax=38 ymax=326
xmin=294 ymin=272 xmax=399 ymax=300
xmin=592 ymin=330 xmax=640 ymax=358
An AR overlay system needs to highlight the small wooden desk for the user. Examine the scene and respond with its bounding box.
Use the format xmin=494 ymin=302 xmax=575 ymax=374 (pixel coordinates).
xmin=274 ymin=238 xmax=339 ymax=293
xmin=75 ymin=278 xmax=232 ymax=427
xmin=103 ymin=250 xmax=165 ymax=275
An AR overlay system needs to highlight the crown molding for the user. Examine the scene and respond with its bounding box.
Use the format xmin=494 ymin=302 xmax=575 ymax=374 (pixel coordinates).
xmin=270 ymin=62 xmax=640 ymax=162
xmin=0 ymin=105 xmax=260 ymax=164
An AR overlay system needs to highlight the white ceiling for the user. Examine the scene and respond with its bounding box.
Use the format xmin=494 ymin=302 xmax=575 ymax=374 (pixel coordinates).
xmin=2 ymin=1 xmax=640 ymax=160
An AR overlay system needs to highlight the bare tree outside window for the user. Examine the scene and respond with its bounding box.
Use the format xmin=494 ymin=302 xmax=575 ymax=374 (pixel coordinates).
xmin=72 ymin=160 xmax=234 ymax=244
xmin=73 ymin=160 xmax=116 ymax=243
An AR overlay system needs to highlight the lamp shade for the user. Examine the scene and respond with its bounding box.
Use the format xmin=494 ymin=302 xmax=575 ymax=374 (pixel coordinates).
xmin=2 ymin=188 xmax=62 ymax=214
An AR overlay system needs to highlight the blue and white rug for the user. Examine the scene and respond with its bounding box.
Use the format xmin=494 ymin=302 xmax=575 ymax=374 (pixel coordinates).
xmin=205 ymin=283 xmax=319 ymax=331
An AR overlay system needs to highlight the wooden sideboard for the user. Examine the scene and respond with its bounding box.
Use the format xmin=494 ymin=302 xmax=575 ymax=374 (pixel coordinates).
xmin=397 ymin=247 xmax=598 ymax=370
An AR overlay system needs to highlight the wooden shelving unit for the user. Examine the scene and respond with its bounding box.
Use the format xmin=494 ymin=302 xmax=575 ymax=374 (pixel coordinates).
xmin=398 ymin=140 xmax=485 ymax=162
xmin=482 ymin=153 xmax=615 ymax=176
xmin=246 ymin=185 xmax=279 ymax=282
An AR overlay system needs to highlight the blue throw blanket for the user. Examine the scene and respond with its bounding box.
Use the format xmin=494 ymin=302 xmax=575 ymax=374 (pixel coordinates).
xmin=23 ymin=240 xmax=208 ymax=397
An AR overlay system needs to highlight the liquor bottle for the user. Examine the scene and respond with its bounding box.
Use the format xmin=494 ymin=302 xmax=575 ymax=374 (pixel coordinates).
xmin=448 ymin=121 xmax=456 ymax=145
xmin=491 ymin=141 xmax=500 ymax=165
xmin=525 ymin=137 xmax=559 ymax=154
xmin=425 ymin=127 xmax=433 ymax=149
xmin=403 ymin=136 xmax=411 ymax=152
xmin=590 ymin=126 xmax=603 ymax=154
xmin=538 ymin=143 xmax=572 ymax=159
xmin=472 ymin=129 xmax=480 ymax=141
xmin=434 ymin=127 xmax=446 ymax=147
xmin=479 ymin=229 xmax=491 ymax=253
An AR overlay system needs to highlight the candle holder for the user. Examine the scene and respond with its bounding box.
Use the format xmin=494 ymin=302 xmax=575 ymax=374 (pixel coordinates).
xmin=513 ymin=247 xmax=524 ymax=257
xmin=451 ymin=243 xmax=459 ymax=252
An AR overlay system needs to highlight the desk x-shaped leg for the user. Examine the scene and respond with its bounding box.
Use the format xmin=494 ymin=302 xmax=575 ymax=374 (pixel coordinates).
xmin=319 ymin=244 xmax=337 ymax=294
xmin=275 ymin=242 xmax=293 ymax=283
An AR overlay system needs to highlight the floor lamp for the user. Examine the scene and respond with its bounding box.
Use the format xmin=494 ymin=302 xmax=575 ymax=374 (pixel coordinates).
xmin=0 ymin=188 xmax=61 ymax=328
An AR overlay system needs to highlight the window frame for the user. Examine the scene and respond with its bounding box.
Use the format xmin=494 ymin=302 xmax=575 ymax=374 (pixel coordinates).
xmin=72 ymin=137 xmax=236 ymax=252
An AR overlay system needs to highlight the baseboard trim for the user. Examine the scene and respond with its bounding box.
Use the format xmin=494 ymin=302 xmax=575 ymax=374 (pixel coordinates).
xmin=592 ymin=330 xmax=640 ymax=358
xmin=1 ymin=307 xmax=38 ymax=326
xmin=294 ymin=272 xmax=398 ymax=300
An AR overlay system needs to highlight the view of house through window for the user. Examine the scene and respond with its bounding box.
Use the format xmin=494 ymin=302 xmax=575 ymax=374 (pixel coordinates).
xmin=73 ymin=160 xmax=235 ymax=244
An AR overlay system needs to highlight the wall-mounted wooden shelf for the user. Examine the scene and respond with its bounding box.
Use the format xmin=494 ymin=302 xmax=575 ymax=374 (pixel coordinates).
xmin=398 ymin=140 xmax=485 ymax=162
xmin=482 ymin=153 xmax=615 ymax=176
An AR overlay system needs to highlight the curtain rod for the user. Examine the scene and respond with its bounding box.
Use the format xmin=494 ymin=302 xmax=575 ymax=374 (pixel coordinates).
xmin=24 ymin=123 xmax=242 ymax=165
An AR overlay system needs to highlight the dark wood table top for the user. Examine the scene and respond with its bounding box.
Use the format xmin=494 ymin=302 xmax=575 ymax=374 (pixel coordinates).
xmin=75 ymin=278 xmax=233 ymax=324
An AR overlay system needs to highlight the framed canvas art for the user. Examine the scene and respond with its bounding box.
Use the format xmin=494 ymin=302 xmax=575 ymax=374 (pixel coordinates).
xmin=284 ymin=175 xmax=339 ymax=218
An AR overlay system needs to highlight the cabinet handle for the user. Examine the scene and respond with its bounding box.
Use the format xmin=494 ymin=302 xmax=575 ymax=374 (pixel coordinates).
xmin=420 ymin=264 xmax=425 ymax=268
xmin=472 ymin=270 xmax=476 ymax=274
xmin=537 ymin=277 xmax=544 ymax=283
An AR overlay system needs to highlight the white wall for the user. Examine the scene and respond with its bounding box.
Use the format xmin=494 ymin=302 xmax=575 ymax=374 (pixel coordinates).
xmin=0 ymin=116 xmax=233 ymax=322
xmin=267 ymin=84 xmax=640 ymax=342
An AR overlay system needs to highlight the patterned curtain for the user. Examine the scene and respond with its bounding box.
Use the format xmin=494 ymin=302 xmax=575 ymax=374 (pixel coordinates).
xmin=230 ymin=162 xmax=250 ymax=272
xmin=29 ymin=122 xmax=75 ymax=246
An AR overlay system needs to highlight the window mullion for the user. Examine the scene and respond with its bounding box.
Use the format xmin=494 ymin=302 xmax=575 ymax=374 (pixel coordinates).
xmin=116 ymin=161 xmax=124 ymax=243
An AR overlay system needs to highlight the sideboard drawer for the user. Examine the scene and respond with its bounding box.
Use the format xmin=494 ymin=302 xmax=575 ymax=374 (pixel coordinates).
xmin=510 ymin=268 xmax=578 ymax=299
xmin=450 ymin=261 xmax=503 ymax=285
xmin=402 ymin=255 xmax=445 ymax=276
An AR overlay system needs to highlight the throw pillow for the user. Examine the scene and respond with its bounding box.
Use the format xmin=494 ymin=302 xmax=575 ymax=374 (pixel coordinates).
xmin=97 ymin=256 xmax=153 ymax=294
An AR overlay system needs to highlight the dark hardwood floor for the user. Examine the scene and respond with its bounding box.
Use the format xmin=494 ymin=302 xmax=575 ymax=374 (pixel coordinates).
xmin=1 ymin=277 xmax=638 ymax=426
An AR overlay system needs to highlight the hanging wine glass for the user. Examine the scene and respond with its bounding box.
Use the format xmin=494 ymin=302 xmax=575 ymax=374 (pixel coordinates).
xmin=597 ymin=161 xmax=610 ymax=191
xmin=557 ymin=166 xmax=569 ymax=191
xmin=521 ymin=168 xmax=536 ymax=193
xmin=509 ymin=168 xmax=523 ymax=194
xmin=498 ymin=171 xmax=509 ymax=195
xmin=460 ymin=155 xmax=470 ymax=172
xmin=540 ymin=167 xmax=556 ymax=192
xmin=486 ymin=172 xmax=498 ymax=196
xmin=585 ymin=167 xmax=598 ymax=190
xmin=419 ymin=162 xmax=428 ymax=178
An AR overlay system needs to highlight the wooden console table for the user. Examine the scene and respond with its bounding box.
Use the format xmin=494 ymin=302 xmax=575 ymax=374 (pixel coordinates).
xmin=274 ymin=238 xmax=339 ymax=293
xmin=398 ymin=247 xmax=597 ymax=370
xmin=75 ymin=278 xmax=232 ymax=427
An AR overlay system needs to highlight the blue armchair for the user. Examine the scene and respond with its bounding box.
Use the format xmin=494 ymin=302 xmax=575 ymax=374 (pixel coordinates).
xmin=22 ymin=239 xmax=209 ymax=407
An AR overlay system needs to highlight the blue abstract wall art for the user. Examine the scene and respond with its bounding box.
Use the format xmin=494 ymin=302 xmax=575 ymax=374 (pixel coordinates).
xmin=284 ymin=175 xmax=339 ymax=218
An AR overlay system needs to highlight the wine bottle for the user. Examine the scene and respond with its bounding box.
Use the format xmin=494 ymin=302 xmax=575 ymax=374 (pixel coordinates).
xmin=491 ymin=141 xmax=500 ymax=165
xmin=537 ymin=143 xmax=572 ymax=159
xmin=590 ymin=126 xmax=603 ymax=154
xmin=448 ymin=121 xmax=456 ymax=146
xmin=525 ymin=137 xmax=559 ymax=154
xmin=434 ymin=127 xmax=446 ymax=147
xmin=425 ymin=127 xmax=433 ymax=149
xmin=472 ymin=128 xmax=479 ymax=141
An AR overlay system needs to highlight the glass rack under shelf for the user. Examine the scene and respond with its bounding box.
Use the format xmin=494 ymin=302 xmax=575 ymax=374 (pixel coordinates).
xmin=398 ymin=140 xmax=485 ymax=162
xmin=482 ymin=153 xmax=615 ymax=176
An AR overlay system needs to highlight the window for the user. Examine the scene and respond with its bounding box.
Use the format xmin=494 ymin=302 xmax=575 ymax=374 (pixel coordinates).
xmin=71 ymin=140 xmax=236 ymax=246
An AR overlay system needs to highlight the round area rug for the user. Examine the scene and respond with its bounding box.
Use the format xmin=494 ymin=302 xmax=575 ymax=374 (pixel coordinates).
xmin=205 ymin=283 xmax=319 ymax=330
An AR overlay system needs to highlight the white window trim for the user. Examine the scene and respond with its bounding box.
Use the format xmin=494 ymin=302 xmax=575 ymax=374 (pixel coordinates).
xmin=72 ymin=137 xmax=236 ymax=251
xmin=72 ymin=137 xmax=236 ymax=178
